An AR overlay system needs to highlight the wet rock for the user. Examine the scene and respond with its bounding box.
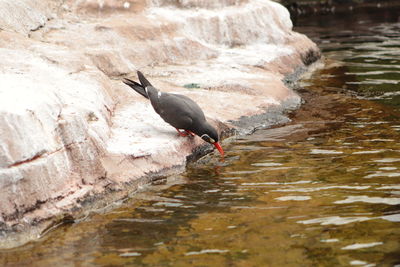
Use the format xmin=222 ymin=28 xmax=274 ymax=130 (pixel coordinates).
xmin=0 ymin=0 xmax=319 ymax=248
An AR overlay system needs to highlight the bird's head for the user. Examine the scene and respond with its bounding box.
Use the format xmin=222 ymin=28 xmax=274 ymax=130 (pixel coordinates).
xmin=199 ymin=124 xmax=224 ymax=156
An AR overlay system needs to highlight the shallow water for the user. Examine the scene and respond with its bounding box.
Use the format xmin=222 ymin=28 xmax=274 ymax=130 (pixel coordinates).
xmin=1 ymin=6 xmax=400 ymax=267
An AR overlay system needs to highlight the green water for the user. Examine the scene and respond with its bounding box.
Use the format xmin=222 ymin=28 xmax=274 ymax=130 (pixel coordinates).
xmin=1 ymin=6 xmax=400 ymax=267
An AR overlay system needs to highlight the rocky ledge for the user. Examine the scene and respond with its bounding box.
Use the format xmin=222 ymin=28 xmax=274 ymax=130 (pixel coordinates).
xmin=0 ymin=0 xmax=319 ymax=248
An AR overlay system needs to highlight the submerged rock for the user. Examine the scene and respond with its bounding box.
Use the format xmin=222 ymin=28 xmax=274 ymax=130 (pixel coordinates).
xmin=0 ymin=0 xmax=319 ymax=248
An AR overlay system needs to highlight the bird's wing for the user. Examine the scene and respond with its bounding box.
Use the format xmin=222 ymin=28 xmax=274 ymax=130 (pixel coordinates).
xmin=173 ymin=94 xmax=206 ymax=121
xmin=155 ymin=93 xmax=205 ymax=129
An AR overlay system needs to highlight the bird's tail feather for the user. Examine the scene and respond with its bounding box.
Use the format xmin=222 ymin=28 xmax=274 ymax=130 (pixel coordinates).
xmin=123 ymin=78 xmax=148 ymax=99
xmin=137 ymin=71 xmax=153 ymax=88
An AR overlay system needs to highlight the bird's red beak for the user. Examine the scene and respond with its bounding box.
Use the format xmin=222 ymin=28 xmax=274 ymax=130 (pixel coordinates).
xmin=213 ymin=142 xmax=224 ymax=157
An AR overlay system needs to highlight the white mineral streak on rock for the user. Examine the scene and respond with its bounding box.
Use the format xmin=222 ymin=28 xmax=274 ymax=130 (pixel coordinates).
xmin=0 ymin=0 xmax=319 ymax=247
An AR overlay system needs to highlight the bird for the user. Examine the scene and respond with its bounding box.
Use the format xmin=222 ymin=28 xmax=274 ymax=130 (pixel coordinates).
xmin=123 ymin=71 xmax=224 ymax=156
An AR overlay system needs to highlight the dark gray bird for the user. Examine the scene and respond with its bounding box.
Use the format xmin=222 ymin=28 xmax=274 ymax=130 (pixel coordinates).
xmin=123 ymin=71 xmax=224 ymax=156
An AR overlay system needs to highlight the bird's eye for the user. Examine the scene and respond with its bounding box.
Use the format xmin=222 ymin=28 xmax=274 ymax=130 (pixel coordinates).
xmin=200 ymin=134 xmax=215 ymax=144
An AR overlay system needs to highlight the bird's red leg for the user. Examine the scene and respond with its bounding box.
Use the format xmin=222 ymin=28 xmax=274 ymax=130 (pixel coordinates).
xmin=185 ymin=130 xmax=195 ymax=137
xmin=175 ymin=128 xmax=189 ymax=137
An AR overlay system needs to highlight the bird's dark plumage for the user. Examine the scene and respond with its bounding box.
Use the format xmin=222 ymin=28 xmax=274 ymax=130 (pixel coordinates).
xmin=123 ymin=71 xmax=224 ymax=156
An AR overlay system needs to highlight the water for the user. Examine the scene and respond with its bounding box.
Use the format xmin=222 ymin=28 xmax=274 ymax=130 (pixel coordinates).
xmin=293 ymin=4 xmax=400 ymax=111
xmin=1 ymin=6 xmax=400 ymax=267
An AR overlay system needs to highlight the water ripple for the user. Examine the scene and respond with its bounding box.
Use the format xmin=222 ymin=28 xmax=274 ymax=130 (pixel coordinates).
xmin=373 ymin=158 xmax=400 ymax=163
xmin=275 ymin=185 xmax=370 ymax=193
xmin=334 ymin=196 xmax=400 ymax=205
xmin=341 ymin=242 xmax=383 ymax=250
xmin=114 ymin=218 xmax=165 ymax=223
xmin=380 ymin=214 xmax=400 ymax=222
xmin=352 ymin=150 xmax=386 ymax=154
xmin=251 ymin=162 xmax=283 ymax=167
xmin=349 ymin=260 xmax=375 ymax=266
xmin=298 ymin=216 xmax=371 ymax=225
xmin=377 ymin=185 xmax=400 ymax=190
xmin=119 ymin=252 xmax=142 ymax=257
xmin=364 ymin=172 xmax=400 ymax=178
xmin=310 ymin=149 xmax=343 ymax=155
xmin=275 ymin=196 xmax=311 ymax=201
xmin=241 ymin=180 xmax=312 ymax=186
xmin=185 ymin=249 xmax=229 ymax=256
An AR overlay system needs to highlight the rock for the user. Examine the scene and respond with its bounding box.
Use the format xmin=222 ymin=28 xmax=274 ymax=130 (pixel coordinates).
xmin=0 ymin=0 xmax=61 ymax=35
xmin=0 ymin=0 xmax=320 ymax=248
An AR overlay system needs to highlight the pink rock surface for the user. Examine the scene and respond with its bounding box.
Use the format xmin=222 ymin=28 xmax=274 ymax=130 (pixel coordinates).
xmin=0 ymin=0 xmax=319 ymax=248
